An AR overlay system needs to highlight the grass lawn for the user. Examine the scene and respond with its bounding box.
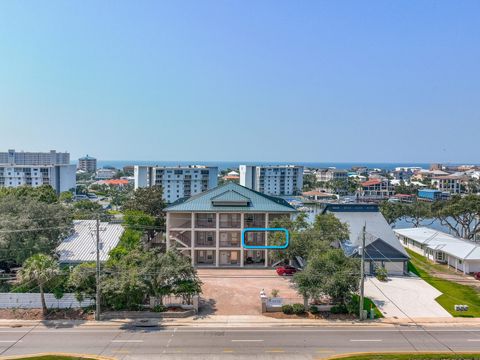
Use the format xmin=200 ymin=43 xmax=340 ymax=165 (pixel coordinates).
xmin=364 ymin=297 xmax=383 ymax=318
xmin=407 ymin=249 xmax=480 ymax=317
xmin=333 ymin=354 xmax=480 ymax=360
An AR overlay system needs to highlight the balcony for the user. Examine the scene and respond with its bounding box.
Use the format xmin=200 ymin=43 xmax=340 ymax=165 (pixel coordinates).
xmin=195 ymin=213 xmax=216 ymax=228
xmin=219 ymin=231 xmax=241 ymax=247
xmin=244 ymin=214 xmax=266 ymax=228
xmin=195 ymin=231 xmax=216 ymax=247
xmin=244 ymin=232 xmax=265 ymax=247
xmin=219 ymin=213 xmax=241 ymax=228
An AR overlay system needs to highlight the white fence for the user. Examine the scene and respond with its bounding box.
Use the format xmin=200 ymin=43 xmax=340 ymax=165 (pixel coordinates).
xmin=0 ymin=293 xmax=93 ymax=309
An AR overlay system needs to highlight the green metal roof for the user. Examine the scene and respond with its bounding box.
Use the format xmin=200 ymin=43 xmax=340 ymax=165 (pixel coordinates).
xmin=165 ymin=182 xmax=297 ymax=213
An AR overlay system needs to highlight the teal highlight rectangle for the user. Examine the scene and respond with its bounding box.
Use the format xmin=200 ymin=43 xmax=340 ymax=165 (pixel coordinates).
xmin=241 ymin=228 xmax=289 ymax=249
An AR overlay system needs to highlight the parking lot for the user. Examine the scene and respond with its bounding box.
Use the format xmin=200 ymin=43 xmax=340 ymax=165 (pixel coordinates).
xmin=198 ymin=268 xmax=303 ymax=315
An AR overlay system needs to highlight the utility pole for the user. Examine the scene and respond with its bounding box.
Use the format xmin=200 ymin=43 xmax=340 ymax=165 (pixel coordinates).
xmin=95 ymin=214 xmax=101 ymax=321
xmin=359 ymin=223 xmax=366 ymax=320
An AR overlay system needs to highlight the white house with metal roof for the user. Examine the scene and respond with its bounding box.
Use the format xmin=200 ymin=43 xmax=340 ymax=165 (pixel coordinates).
xmin=165 ymin=182 xmax=296 ymax=267
xmin=56 ymin=220 xmax=125 ymax=264
xmin=394 ymin=227 xmax=480 ymax=274
xmin=323 ymin=204 xmax=409 ymax=276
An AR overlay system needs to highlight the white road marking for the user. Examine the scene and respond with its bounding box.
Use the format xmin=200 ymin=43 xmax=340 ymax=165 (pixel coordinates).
xmin=0 ymin=340 xmax=20 ymax=343
xmin=231 ymin=339 xmax=264 ymax=342
xmin=111 ymin=340 xmax=144 ymax=343
xmin=350 ymin=339 xmax=383 ymax=342
xmin=467 ymin=339 xmax=480 ymax=341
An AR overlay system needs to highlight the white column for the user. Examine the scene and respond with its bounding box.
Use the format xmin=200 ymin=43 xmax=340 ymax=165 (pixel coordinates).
xmin=191 ymin=212 xmax=195 ymax=266
xmin=240 ymin=213 xmax=245 ymax=267
xmin=216 ymin=213 xmax=220 ymax=267
xmin=264 ymin=213 xmax=269 ymax=267
xmin=455 ymin=258 xmax=458 ymax=272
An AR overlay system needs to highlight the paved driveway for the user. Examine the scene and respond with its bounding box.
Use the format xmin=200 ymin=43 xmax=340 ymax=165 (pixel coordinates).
xmin=365 ymin=276 xmax=452 ymax=319
xmin=198 ymin=269 xmax=303 ymax=315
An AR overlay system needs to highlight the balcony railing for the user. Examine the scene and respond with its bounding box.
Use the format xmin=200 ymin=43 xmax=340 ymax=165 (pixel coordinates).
xmin=196 ymin=220 xmax=216 ymax=228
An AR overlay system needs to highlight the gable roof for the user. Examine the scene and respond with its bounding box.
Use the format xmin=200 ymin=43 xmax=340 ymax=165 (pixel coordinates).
xmin=211 ymin=190 xmax=250 ymax=206
xmin=394 ymin=227 xmax=480 ymax=260
xmin=56 ymin=220 xmax=124 ymax=264
xmin=165 ymin=182 xmax=297 ymax=213
xmin=324 ymin=204 xmax=409 ymax=260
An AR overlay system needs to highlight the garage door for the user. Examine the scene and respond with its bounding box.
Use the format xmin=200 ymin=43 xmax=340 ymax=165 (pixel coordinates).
xmin=384 ymin=261 xmax=404 ymax=275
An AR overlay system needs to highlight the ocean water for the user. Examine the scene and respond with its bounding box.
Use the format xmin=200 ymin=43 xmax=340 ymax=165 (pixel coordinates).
xmin=95 ymin=160 xmax=434 ymax=171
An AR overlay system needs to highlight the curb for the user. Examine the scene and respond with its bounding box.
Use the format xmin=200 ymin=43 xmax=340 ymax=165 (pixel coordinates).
xmin=0 ymin=352 xmax=115 ymax=360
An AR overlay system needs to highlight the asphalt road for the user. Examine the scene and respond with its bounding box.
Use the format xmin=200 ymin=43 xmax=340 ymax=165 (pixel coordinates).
xmin=1 ymin=324 xmax=480 ymax=359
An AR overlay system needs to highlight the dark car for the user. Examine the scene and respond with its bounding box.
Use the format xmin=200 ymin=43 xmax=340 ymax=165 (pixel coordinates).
xmin=276 ymin=265 xmax=298 ymax=276
xmin=474 ymin=272 xmax=480 ymax=280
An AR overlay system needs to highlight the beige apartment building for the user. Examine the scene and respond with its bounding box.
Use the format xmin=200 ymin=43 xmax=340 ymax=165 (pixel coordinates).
xmin=165 ymin=182 xmax=296 ymax=267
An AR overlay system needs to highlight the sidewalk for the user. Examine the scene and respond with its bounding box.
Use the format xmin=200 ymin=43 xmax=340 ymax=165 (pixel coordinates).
xmin=1 ymin=315 xmax=480 ymax=328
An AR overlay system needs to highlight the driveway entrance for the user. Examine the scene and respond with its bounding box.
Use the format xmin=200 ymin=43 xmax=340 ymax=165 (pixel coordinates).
xmin=365 ymin=276 xmax=452 ymax=318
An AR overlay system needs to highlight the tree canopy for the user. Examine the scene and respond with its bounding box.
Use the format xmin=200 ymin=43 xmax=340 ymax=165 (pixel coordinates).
xmin=293 ymin=248 xmax=360 ymax=305
xmin=432 ymin=195 xmax=480 ymax=240
xmin=0 ymin=195 xmax=72 ymax=268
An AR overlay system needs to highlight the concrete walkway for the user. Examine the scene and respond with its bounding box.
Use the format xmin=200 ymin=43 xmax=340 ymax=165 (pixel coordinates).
xmin=365 ymin=276 xmax=452 ymax=319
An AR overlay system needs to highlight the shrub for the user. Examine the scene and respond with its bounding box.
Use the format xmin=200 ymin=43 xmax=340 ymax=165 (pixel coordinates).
xmin=375 ymin=267 xmax=388 ymax=282
xmin=282 ymin=304 xmax=293 ymax=314
xmin=270 ymin=289 xmax=280 ymax=298
xmin=292 ymin=303 xmax=305 ymax=315
xmin=345 ymin=294 xmax=360 ymax=315
xmin=309 ymin=305 xmax=320 ymax=315
xmin=152 ymin=304 xmax=167 ymax=313
xmin=330 ymin=304 xmax=348 ymax=314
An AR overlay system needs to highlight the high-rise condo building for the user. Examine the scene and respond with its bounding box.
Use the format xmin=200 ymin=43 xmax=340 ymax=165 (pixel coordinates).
xmin=0 ymin=149 xmax=76 ymax=194
xmin=78 ymin=155 xmax=97 ymax=173
xmin=239 ymin=165 xmax=304 ymax=196
xmin=134 ymin=165 xmax=218 ymax=203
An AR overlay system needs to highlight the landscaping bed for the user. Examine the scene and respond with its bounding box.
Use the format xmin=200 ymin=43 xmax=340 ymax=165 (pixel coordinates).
xmin=0 ymin=308 xmax=94 ymax=320
xmin=2 ymin=356 xmax=100 ymax=360
xmin=264 ymin=311 xmax=355 ymax=320
xmin=100 ymin=308 xmax=195 ymax=319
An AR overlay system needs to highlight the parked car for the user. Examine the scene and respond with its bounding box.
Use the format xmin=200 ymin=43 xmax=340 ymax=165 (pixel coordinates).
xmin=474 ymin=272 xmax=480 ymax=280
xmin=276 ymin=265 xmax=298 ymax=276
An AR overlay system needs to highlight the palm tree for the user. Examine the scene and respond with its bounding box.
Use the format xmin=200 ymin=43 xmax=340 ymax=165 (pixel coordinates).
xmin=19 ymin=254 xmax=60 ymax=315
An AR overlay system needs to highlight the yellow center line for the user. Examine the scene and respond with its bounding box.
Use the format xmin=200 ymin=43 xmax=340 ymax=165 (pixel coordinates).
xmin=223 ymin=349 xmax=235 ymax=353
xmin=266 ymin=349 xmax=285 ymax=353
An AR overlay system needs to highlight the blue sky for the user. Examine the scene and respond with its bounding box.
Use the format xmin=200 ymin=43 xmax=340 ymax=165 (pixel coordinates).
xmin=0 ymin=1 xmax=479 ymax=163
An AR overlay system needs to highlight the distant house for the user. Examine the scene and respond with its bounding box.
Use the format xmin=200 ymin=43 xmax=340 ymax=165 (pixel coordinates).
xmin=302 ymin=190 xmax=336 ymax=201
xmin=394 ymin=227 xmax=480 ymax=274
xmin=322 ymin=204 xmax=409 ymax=276
xmin=431 ymin=175 xmax=463 ymax=194
xmin=96 ymin=168 xmax=117 ymax=180
xmin=99 ymin=179 xmax=130 ymax=186
xmin=359 ymin=179 xmax=394 ymax=200
xmin=315 ymin=168 xmax=348 ymax=182
xmin=56 ymin=220 xmax=124 ymax=264
xmin=417 ymin=189 xmax=449 ymax=201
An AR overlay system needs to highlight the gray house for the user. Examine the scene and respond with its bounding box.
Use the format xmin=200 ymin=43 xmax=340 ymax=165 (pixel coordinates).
xmin=322 ymin=204 xmax=409 ymax=275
